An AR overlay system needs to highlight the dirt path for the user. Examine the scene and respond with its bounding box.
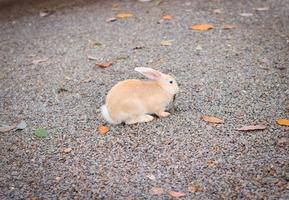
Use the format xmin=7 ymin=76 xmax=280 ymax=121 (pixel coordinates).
xmin=1 ymin=0 xmax=289 ymax=199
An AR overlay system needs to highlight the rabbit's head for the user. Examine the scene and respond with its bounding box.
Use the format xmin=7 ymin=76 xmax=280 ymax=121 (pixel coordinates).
xmin=135 ymin=67 xmax=179 ymax=95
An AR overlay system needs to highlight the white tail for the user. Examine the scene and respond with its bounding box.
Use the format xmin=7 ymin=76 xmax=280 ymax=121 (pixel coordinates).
xmin=100 ymin=105 xmax=115 ymax=124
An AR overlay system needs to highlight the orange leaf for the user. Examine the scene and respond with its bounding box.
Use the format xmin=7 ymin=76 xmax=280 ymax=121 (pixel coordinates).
xmin=236 ymin=124 xmax=267 ymax=131
xmin=201 ymin=115 xmax=224 ymax=124
xmin=168 ymin=191 xmax=186 ymax=198
xmin=96 ymin=61 xmax=113 ymax=68
xmin=150 ymin=187 xmax=164 ymax=195
xmin=98 ymin=125 xmax=109 ymax=135
xmin=276 ymin=118 xmax=289 ymax=126
xmin=116 ymin=12 xmax=133 ymax=18
xmin=207 ymin=159 xmax=215 ymax=168
xmin=188 ymin=184 xmax=203 ymax=193
xmin=191 ymin=24 xmax=214 ymax=31
xmin=63 ymin=147 xmax=72 ymax=153
xmin=162 ymin=15 xmax=172 ymax=20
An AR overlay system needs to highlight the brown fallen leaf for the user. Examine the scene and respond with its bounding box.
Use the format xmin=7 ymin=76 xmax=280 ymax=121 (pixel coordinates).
xmin=98 ymin=125 xmax=109 ymax=135
xmin=276 ymin=118 xmax=289 ymax=126
xmin=163 ymin=15 xmax=172 ymax=20
xmin=207 ymin=159 xmax=215 ymax=168
xmin=168 ymin=191 xmax=186 ymax=198
xmin=106 ymin=17 xmax=117 ymax=22
xmin=133 ymin=46 xmax=144 ymax=50
xmin=63 ymin=147 xmax=72 ymax=153
xmin=236 ymin=124 xmax=267 ymax=131
xmin=39 ymin=10 xmax=53 ymax=17
xmin=150 ymin=187 xmax=164 ymax=195
xmin=88 ymin=55 xmax=98 ymax=60
xmin=255 ymin=7 xmax=270 ymax=11
xmin=0 ymin=123 xmax=17 ymax=133
xmin=222 ymin=25 xmax=237 ymax=30
xmin=32 ymin=57 xmax=49 ymax=65
xmin=188 ymin=184 xmax=202 ymax=193
xmin=31 ymin=197 xmax=38 ymax=200
xmin=191 ymin=24 xmax=214 ymax=31
xmin=277 ymin=137 xmax=289 ymax=146
xmin=145 ymin=173 xmax=156 ymax=180
xmin=213 ymin=9 xmax=222 ymax=14
xmin=91 ymin=42 xmax=102 ymax=48
xmin=210 ymin=145 xmax=221 ymax=153
xmin=239 ymin=13 xmax=253 ymax=17
xmin=96 ymin=61 xmax=113 ymax=68
xmin=112 ymin=3 xmax=119 ymax=8
xmin=161 ymin=40 xmax=173 ymax=46
xmin=80 ymin=77 xmax=92 ymax=83
xmin=116 ymin=55 xmax=129 ymax=60
xmin=116 ymin=12 xmax=133 ymax=19
xmin=201 ymin=115 xmax=224 ymax=124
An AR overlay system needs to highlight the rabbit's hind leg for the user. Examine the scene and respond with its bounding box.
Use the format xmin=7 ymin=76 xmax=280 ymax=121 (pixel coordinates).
xmin=125 ymin=114 xmax=154 ymax=124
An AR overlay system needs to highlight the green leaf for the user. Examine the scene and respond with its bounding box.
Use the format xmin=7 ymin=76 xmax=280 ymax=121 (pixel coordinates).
xmin=34 ymin=128 xmax=48 ymax=138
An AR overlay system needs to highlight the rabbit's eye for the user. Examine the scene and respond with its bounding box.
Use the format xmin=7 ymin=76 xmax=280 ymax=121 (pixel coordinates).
xmin=169 ymin=81 xmax=173 ymax=84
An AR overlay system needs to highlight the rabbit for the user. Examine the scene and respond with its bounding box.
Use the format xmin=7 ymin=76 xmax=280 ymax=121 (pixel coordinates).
xmin=101 ymin=67 xmax=179 ymax=124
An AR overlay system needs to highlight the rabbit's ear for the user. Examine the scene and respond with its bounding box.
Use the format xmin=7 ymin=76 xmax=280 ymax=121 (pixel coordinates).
xmin=134 ymin=67 xmax=163 ymax=80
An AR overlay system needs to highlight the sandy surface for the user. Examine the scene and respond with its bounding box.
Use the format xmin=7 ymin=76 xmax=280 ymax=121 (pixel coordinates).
xmin=0 ymin=0 xmax=289 ymax=199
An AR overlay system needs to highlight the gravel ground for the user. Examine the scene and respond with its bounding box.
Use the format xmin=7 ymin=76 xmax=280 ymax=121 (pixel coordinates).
xmin=1 ymin=0 xmax=289 ymax=199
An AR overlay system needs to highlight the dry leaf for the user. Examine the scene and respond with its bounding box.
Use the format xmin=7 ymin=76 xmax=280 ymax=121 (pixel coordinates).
xmin=163 ymin=15 xmax=172 ymax=20
xmin=116 ymin=12 xmax=133 ymax=19
xmin=98 ymin=125 xmax=109 ymax=135
xmin=133 ymin=46 xmax=144 ymax=50
xmin=39 ymin=10 xmax=53 ymax=17
xmin=155 ymin=0 xmax=163 ymax=6
xmin=80 ymin=77 xmax=92 ymax=83
xmin=188 ymin=185 xmax=202 ymax=193
xmin=116 ymin=55 xmax=129 ymax=60
xmin=32 ymin=58 xmax=48 ymax=65
xmin=55 ymin=177 xmax=61 ymax=181
xmin=63 ymin=147 xmax=72 ymax=153
xmin=201 ymin=115 xmax=224 ymax=124
xmin=106 ymin=17 xmax=117 ymax=22
xmin=168 ymin=191 xmax=186 ymax=198
xmin=191 ymin=24 xmax=214 ymax=31
xmin=276 ymin=118 xmax=289 ymax=126
xmin=255 ymin=7 xmax=270 ymax=11
xmin=146 ymin=173 xmax=156 ymax=180
xmin=236 ymin=124 xmax=267 ymax=131
xmin=150 ymin=187 xmax=164 ymax=195
xmin=96 ymin=61 xmax=113 ymax=68
xmin=207 ymin=160 xmax=215 ymax=168
xmin=31 ymin=197 xmax=38 ymax=200
xmin=210 ymin=145 xmax=221 ymax=153
xmin=239 ymin=13 xmax=253 ymax=17
xmin=161 ymin=40 xmax=173 ymax=46
xmin=88 ymin=55 xmax=98 ymax=60
xmin=277 ymin=137 xmax=289 ymax=146
xmin=213 ymin=9 xmax=222 ymax=14
xmin=91 ymin=42 xmax=102 ymax=48
xmin=112 ymin=3 xmax=119 ymax=8
xmin=0 ymin=123 xmax=17 ymax=133
xmin=223 ymin=25 xmax=237 ymax=30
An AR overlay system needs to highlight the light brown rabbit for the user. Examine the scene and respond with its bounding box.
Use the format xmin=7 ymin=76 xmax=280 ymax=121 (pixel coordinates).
xmin=101 ymin=67 xmax=179 ymax=124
